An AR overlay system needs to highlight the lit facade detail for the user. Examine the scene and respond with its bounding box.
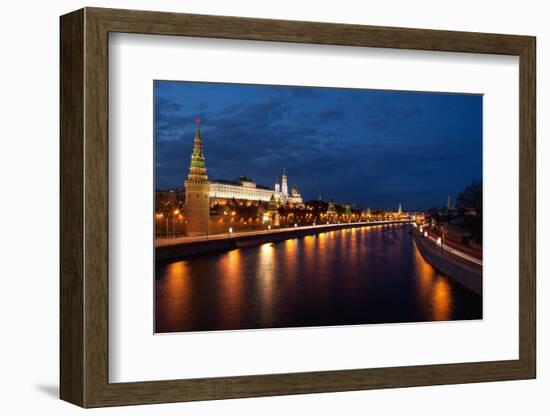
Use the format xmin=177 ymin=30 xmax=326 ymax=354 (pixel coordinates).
xmin=210 ymin=177 xmax=274 ymax=202
xmin=209 ymin=170 xmax=303 ymax=205
xmin=281 ymin=169 xmax=288 ymax=196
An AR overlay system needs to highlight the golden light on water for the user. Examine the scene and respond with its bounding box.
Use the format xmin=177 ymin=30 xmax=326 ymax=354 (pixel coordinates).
xmin=260 ymin=242 xmax=275 ymax=260
xmin=414 ymin=244 xmax=436 ymax=302
xmin=161 ymin=260 xmax=190 ymax=328
xmin=156 ymin=224 xmax=477 ymax=333
xmin=312 ymin=232 xmax=329 ymax=279
xmin=302 ymin=235 xmax=316 ymax=276
xmin=282 ymin=238 xmax=298 ymax=278
xmin=165 ymin=261 xmax=187 ymax=300
xmin=257 ymin=243 xmax=277 ymax=322
xmin=412 ymin=242 xmax=452 ymax=321
xmin=257 ymin=243 xmax=276 ymax=285
xmin=432 ymin=278 xmax=452 ymax=321
xmin=219 ymin=249 xmax=243 ymax=327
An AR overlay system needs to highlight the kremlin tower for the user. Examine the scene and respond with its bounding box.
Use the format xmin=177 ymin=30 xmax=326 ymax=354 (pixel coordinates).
xmin=281 ymin=168 xmax=288 ymax=197
xmin=184 ymin=118 xmax=210 ymax=236
xmin=269 ymin=194 xmax=280 ymax=226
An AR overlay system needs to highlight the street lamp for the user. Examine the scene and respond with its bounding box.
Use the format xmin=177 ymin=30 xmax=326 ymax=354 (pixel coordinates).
xmin=172 ymin=209 xmax=180 ymax=238
xmin=155 ymin=213 xmax=164 ymax=238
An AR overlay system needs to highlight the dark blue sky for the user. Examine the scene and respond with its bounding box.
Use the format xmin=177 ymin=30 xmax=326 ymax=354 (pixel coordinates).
xmin=154 ymin=81 xmax=482 ymax=211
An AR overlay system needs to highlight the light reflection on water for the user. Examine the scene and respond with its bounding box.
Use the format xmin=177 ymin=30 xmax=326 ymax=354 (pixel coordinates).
xmin=155 ymin=224 xmax=481 ymax=333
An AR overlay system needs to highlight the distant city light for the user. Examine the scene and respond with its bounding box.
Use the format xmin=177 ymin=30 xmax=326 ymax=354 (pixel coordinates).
xmin=437 ymin=237 xmax=442 ymax=246
xmin=268 ymin=225 xmax=271 ymax=230
xmin=424 ymin=231 xmax=428 ymax=237
xmin=294 ymin=223 xmax=298 ymax=228
xmin=229 ymin=227 xmax=233 ymax=233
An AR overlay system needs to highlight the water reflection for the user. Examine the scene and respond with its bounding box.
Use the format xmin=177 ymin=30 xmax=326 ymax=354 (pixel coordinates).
xmin=156 ymin=261 xmax=190 ymax=331
xmin=412 ymin=242 xmax=452 ymax=321
xmin=257 ymin=243 xmax=276 ymax=324
xmin=155 ymin=224 xmax=481 ymax=333
xmin=432 ymin=278 xmax=452 ymax=321
xmin=219 ymin=249 xmax=243 ymax=328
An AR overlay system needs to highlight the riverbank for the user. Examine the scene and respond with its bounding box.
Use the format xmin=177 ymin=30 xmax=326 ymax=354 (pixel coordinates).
xmin=156 ymin=220 xmax=411 ymax=262
xmin=412 ymin=229 xmax=482 ymax=295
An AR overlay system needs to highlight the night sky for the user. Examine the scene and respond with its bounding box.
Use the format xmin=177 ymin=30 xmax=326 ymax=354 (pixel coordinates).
xmin=154 ymin=81 xmax=482 ymax=211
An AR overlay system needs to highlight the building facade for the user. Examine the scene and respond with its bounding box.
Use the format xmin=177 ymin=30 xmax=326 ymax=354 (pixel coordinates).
xmin=209 ymin=171 xmax=303 ymax=205
xmin=210 ymin=177 xmax=275 ymax=202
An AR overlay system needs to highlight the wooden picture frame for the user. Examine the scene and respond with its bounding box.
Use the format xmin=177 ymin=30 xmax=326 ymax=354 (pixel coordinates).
xmin=60 ymin=7 xmax=536 ymax=408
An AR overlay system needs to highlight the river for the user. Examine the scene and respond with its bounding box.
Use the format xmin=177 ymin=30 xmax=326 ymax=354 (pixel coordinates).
xmin=155 ymin=223 xmax=482 ymax=333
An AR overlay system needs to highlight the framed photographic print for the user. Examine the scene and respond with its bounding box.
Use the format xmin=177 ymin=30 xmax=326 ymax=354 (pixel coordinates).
xmin=60 ymin=7 xmax=536 ymax=407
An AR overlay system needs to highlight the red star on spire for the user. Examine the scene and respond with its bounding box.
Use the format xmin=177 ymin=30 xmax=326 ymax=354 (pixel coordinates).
xmin=195 ymin=117 xmax=201 ymax=125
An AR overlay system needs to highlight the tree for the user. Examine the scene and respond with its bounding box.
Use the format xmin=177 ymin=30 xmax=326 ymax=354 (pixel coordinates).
xmin=455 ymin=180 xmax=482 ymax=244
xmin=456 ymin=180 xmax=482 ymax=213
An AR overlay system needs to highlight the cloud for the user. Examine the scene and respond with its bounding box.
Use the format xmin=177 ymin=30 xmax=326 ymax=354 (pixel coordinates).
xmin=154 ymin=82 xmax=482 ymax=210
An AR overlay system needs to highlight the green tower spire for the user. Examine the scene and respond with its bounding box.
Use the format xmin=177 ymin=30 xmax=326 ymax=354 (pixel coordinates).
xmin=190 ymin=119 xmax=206 ymax=170
xmin=269 ymin=194 xmax=278 ymax=210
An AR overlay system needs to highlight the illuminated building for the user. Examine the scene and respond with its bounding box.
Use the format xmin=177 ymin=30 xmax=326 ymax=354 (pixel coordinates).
xmin=274 ymin=169 xmax=302 ymax=204
xmin=395 ymin=202 xmax=410 ymax=219
xmin=209 ymin=170 xmax=303 ymax=205
xmin=343 ymin=204 xmax=352 ymax=215
xmin=268 ymin=194 xmax=280 ymax=226
xmin=287 ymin=186 xmax=303 ymax=205
xmin=184 ymin=119 xmax=210 ymax=236
xmin=210 ymin=176 xmax=274 ymax=202
xmin=281 ymin=169 xmax=288 ymax=196
xmin=327 ymin=200 xmax=337 ymax=220
xmin=182 ymin=120 xmax=303 ymax=224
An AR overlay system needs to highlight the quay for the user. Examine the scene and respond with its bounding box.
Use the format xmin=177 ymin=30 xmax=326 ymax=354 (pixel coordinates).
xmin=156 ymin=220 xmax=412 ymax=262
xmin=412 ymin=228 xmax=482 ymax=295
